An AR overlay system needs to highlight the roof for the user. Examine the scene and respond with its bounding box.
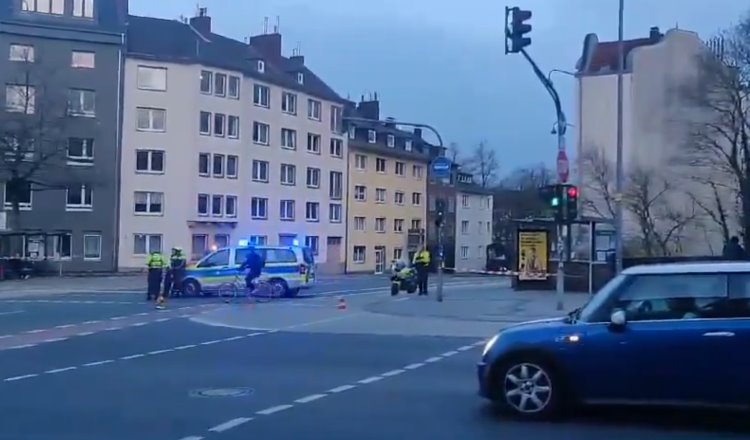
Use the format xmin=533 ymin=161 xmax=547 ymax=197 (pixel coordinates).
xmin=125 ymin=15 xmax=345 ymax=103
xmin=623 ymin=262 xmax=750 ymax=275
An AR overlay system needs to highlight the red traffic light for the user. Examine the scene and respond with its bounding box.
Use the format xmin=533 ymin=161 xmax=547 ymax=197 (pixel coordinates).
xmin=567 ymin=187 xmax=578 ymax=198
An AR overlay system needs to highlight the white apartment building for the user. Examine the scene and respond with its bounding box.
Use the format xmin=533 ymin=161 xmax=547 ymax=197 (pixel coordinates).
xmin=454 ymin=180 xmax=494 ymax=272
xmin=118 ymin=12 xmax=348 ymax=271
xmin=575 ymin=26 xmax=726 ymax=255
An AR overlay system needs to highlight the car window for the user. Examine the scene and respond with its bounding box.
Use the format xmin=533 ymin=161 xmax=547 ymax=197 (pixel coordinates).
xmin=722 ymin=273 xmax=750 ymax=318
xmin=198 ymin=249 xmax=229 ymax=268
xmin=234 ymin=248 xmax=249 ymax=265
xmin=266 ymin=249 xmax=297 ymax=264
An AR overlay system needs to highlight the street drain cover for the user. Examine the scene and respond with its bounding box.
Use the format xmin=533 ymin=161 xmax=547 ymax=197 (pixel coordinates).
xmin=190 ymin=387 xmax=254 ymax=398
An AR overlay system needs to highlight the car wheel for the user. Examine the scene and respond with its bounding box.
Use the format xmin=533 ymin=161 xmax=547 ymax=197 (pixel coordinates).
xmin=270 ymin=279 xmax=288 ymax=297
xmin=495 ymin=359 xmax=562 ymax=419
xmin=182 ymin=280 xmax=201 ymax=297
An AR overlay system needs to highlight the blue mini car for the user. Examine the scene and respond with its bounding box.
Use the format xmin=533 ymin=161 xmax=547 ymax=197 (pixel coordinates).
xmin=477 ymin=262 xmax=750 ymax=419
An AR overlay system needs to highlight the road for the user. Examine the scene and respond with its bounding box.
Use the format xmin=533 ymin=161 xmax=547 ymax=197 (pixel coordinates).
xmin=0 ymin=274 xmax=748 ymax=440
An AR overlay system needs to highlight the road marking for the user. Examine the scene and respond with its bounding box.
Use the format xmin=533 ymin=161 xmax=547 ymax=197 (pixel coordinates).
xmin=83 ymin=360 xmax=113 ymax=367
xmin=425 ymin=356 xmax=442 ymax=363
xmin=83 ymin=320 xmax=100 ymax=324
xmin=25 ymin=329 xmax=44 ymax=334
xmin=328 ymin=384 xmax=355 ymax=393
xmin=0 ymin=335 xmax=10 ymax=339
xmin=77 ymin=331 xmax=95 ymax=336
xmin=55 ymin=324 xmax=75 ymax=329
xmin=256 ymin=404 xmax=294 ymax=415
xmin=358 ymin=376 xmax=383 ymax=384
xmin=0 ymin=310 xmax=24 ymax=316
xmin=208 ymin=417 xmax=253 ymax=433
xmin=45 ymin=366 xmax=77 ymax=374
xmin=137 ymin=312 xmax=150 ymax=316
xmin=457 ymin=345 xmax=474 ymax=351
xmin=131 ymin=322 xmax=148 ymax=327
xmin=148 ymin=349 xmax=173 ymax=355
xmin=43 ymin=337 xmax=68 ymax=343
xmin=121 ymin=354 xmax=145 ymax=360
xmin=104 ymin=327 xmax=120 ymax=331
xmin=178 ymin=437 xmax=204 ymax=440
xmin=404 ymin=362 xmax=424 ymax=370
xmin=394 ymin=297 xmax=410 ymax=302
xmin=155 ymin=318 xmax=170 ymax=323
xmin=223 ymin=336 xmax=244 ymax=342
xmin=200 ymin=339 xmax=222 ymax=346
xmin=441 ymin=350 xmax=459 ymax=357
xmin=8 ymin=344 xmax=36 ymax=350
xmin=4 ymin=374 xmax=37 ymax=382
xmin=381 ymin=369 xmax=405 ymax=377
xmin=110 ymin=316 xmax=127 ymax=320
xmin=294 ymin=394 xmax=326 ymax=404
xmin=174 ymin=344 xmax=196 ymax=350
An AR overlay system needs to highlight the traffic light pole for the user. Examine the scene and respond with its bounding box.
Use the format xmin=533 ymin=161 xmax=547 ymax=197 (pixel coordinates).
xmin=436 ymin=222 xmax=444 ymax=302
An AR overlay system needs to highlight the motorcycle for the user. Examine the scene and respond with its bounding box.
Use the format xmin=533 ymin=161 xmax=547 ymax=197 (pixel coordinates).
xmin=390 ymin=267 xmax=418 ymax=296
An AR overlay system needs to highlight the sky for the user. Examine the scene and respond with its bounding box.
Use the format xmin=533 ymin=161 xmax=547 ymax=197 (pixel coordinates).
xmin=128 ymin=0 xmax=748 ymax=175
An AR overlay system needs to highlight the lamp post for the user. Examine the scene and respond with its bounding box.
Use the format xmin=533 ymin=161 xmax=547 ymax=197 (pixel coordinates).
xmin=614 ymin=0 xmax=625 ymax=273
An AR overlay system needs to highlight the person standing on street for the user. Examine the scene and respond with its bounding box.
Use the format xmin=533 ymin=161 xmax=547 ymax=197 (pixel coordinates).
xmin=163 ymin=246 xmax=187 ymax=298
xmin=146 ymin=250 xmax=166 ymax=301
xmin=412 ymin=246 xmax=431 ymax=295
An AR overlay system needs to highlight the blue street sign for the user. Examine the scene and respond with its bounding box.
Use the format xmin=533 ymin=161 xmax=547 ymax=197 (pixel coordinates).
xmin=431 ymin=156 xmax=452 ymax=178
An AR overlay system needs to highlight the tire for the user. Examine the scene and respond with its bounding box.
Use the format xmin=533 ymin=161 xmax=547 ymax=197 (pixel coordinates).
xmin=269 ymin=278 xmax=287 ymax=298
xmin=492 ymin=356 xmax=565 ymax=420
xmin=182 ymin=279 xmax=201 ymax=297
xmin=218 ymin=282 xmax=237 ymax=302
xmin=406 ymin=283 xmax=417 ymax=294
xmin=391 ymin=283 xmax=399 ymax=296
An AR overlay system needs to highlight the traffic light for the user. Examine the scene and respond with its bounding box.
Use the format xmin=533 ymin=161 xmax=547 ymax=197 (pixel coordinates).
xmin=565 ymin=185 xmax=578 ymax=220
xmin=505 ymin=7 xmax=532 ymax=54
xmin=538 ymin=184 xmax=578 ymax=223
xmin=435 ymin=198 xmax=446 ymax=227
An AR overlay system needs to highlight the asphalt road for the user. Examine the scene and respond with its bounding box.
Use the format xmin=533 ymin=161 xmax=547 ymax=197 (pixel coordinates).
xmin=0 ymin=275 xmax=748 ymax=440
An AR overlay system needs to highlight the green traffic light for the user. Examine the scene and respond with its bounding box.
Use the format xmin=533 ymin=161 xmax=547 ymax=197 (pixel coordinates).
xmin=550 ymin=197 xmax=560 ymax=207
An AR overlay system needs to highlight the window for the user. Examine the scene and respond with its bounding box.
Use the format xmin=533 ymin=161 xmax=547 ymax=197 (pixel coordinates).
xmin=225 ymin=196 xmax=237 ymax=217
xmin=252 ymin=160 xmax=269 ymax=182
xmin=354 ymin=217 xmax=365 ymax=230
xmin=405 ymin=140 xmax=412 ymax=152
xmin=253 ymin=122 xmax=270 ymax=145
xmin=83 ymin=234 xmax=102 ymax=260
xmin=281 ymin=128 xmax=296 ymax=150
xmin=68 ymin=89 xmax=95 ymax=117
xmin=134 ymin=191 xmax=163 ymax=215
xmin=394 ymin=219 xmax=404 ymax=233
xmin=136 ymin=66 xmax=166 ymax=90
xmin=330 ymin=138 xmax=343 ymax=158
xmin=214 ymin=73 xmax=226 ymax=97
xmin=329 ymin=203 xmax=342 ymax=223
xmin=329 ymin=171 xmax=343 ymax=200
xmin=199 ymin=111 xmax=211 ymax=135
xmin=306 ymin=167 xmax=320 ymax=188
xmin=411 ymin=219 xmax=422 ymax=230
xmin=67 ymin=137 xmax=94 ymax=164
xmin=65 ymin=185 xmax=92 ymax=211
xmin=213 ymin=113 xmax=225 ymax=137
xmin=282 ymin=92 xmax=297 ymax=114
xmin=191 ymin=234 xmax=208 ymax=259
xmin=368 ymin=130 xmax=377 ymax=143
xmin=412 ymin=192 xmax=422 ymax=206
xmin=280 ymin=199 xmax=295 ymax=221
xmin=280 ymin=163 xmax=296 ymax=185
xmin=72 ymin=0 xmax=94 ymax=18
xmin=198 ymin=153 xmax=209 ymax=176
xmin=305 ymin=236 xmax=320 ymax=255
xmin=395 ymin=162 xmax=405 ymax=176
xmin=387 ymin=135 xmax=395 ymax=148
xmin=353 ymin=246 xmax=366 ymax=263
xmin=22 ymin=0 xmax=64 ymax=14
xmin=354 ymin=185 xmax=366 ymax=201
xmin=199 ymin=249 xmax=229 ymax=268
xmin=226 ymin=155 xmax=238 ymax=178
xmin=375 ymin=218 xmax=386 ymax=233
xmin=297 ymin=72 xmax=304 ymax=84
xmin=307 ymin=133 xmax=321 ymax=154
xmin=228 ymin=75 xmax=241 ymax=99
xmin=251 ymin=197 xmax=268 ymax=219
xmin=135 ymin=150 xmax=164 ymax=173
xmin=197 ymin=194 xmax=209 ymax=216
xmin=136 ymin=107 xmax=165 ymax=131
xmin=5 ymin=85 xmax=35 ymax=114
xmin=305 ymin=202 xmax=320 ymax=222
xmin=348 ymin=125 xmax=356 ymax=140
xmin=253 ymin=84 xmax=270 ymax=107
xmin=330 ymin=106 xmax=343 ymax=133
xmin=460 ymin=246 xmax=469 ymax=259
xmin=376 ymin=158 xmax=386 ymax=173
xmin=215 ymin=234 xmax=230 ymax=249
xmin=462 ymin=194 xmax=470 ymax=208
xmin=9 ymin=44 xmax=34 ymax=62
xmin=200 ymin=70 xmax=212 ymax=94
xmin=46 ymin=233 xmax=72 ymax=259
xmin=394 ymin=191 xmax=404 ymax=205
xmin=249 ymin=235 xmax=267 ymax=246
xmin=211 ymin=195 xmax=223 ymax=216
xmin=355 ymin=154 xmax=367 ymax=170
xmin=227 ymin=115 xmax=240 ymax=138
xmin=413 ymin=165 xmax=424 ymax=179
xmin=307 ymin=99 xmax=321 ymax=120
xmin=461 ymin=221 xmax=469 ymax=234
xmin=375 ymin=188 xmax=386 ymax=203
xmin=393 ymin=248 xmax=403 ymax=261
xmin=256 ymin=60 xmax=265 ymax=73
xmin=2 ymin=137 xmax=34 ymax=162
xmin=3 ymin=180 xmax=31 ymax=209
xmin=133 ymin=234 xmax=162 ymax=255
xmin=212 ymin=154 xmax=224 ymax=177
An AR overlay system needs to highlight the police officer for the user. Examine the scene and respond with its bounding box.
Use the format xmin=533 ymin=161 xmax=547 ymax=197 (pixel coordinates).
xmin=163 ymin=247 xmax=187 ymax=298
xmin=145 ymin=250 xmax=166 ymax=301
xmin=412 ymin=246 xmax=431 ymax=295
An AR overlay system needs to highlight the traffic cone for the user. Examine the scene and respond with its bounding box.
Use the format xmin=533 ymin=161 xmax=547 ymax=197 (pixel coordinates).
xmin=155 ymin=295 xmax=166 ymax=310
xmin=337 ymin=297 xmax=347 ymax=311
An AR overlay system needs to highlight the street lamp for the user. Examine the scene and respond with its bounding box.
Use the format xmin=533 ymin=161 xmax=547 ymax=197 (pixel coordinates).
xmin=614 ymin=0 xmax=625 ymax=273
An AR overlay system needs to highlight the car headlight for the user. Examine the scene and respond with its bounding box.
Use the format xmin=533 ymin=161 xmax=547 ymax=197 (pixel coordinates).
xmin=482 ymin=334 xmax=499 ymax=358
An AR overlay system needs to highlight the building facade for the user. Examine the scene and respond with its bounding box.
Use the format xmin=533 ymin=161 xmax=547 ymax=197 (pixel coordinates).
xmin=0 ymin=0 xmax=127 ymax=270
xmin=345 ymin=98 xmax=430 ymax=273
xmin=454 ymin=174 xmax=494 ymax=272
xmin=119 ymin=10 xmax=348 ymax=272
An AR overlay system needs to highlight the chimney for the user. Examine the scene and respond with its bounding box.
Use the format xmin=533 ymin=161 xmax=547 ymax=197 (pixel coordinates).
xmin=649 ymin=26 xmax=661 ymax=42
xmin=190 ymin=7 xmax=211 ymax=35
xmin=289 ymin=55 xmax=305 ymax=67
xmin=250 ymin=33 xmax=282 ymax=63
xmin=357 ymin=98 xmax=380 ymax=121
xmin=414 ymin=128 xmax=422 ymax=139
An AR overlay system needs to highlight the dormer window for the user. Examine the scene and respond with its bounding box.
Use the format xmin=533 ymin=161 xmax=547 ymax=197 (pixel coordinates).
xmin=367 ymin=130 xmax=377 ymax=144
xmin=257 ymin=60 xmax=265 ymax=73
xmin=405 ymin=140 xmax=412 ymax=152
xmin=348 ymin=125 xmax=356 ymax=140
xmin=387 ymin=135 xmax=395 ymax=148
xmin=297 ymin=72 xmax=304 ymax=85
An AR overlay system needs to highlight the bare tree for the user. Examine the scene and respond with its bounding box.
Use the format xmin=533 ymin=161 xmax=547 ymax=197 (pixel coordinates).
xmin=499 ymin=163 xmax=553 ymax=190
xmin=467 ymin=140 xmax=499 ymax=188
xmin=579 ymin=146 xmax=616 ymax=220
xmin=447 ymin=142 xmax=462 ymax=164
xmin=686 ymin=180 xmax=733 ymax=245
xmin=674 ymin=14 xmax=750 ymax=249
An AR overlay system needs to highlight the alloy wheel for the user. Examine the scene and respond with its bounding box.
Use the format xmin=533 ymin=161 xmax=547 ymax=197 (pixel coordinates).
xmin=503 ymin=362 xmax=553 ymax=414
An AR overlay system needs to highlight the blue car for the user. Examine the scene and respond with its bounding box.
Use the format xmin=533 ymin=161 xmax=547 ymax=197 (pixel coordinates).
xmin=477 ymin=262 xmax=750 ymax=419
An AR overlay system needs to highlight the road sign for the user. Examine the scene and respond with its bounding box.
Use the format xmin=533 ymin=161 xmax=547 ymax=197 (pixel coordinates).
xmin=430 ymin=156 xmax=452 ymax=179
xmin=556 ymin=150 xmax=569 ymax=183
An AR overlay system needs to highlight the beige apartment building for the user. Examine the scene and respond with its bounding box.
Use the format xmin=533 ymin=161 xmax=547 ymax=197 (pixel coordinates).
xmin=345 ymin=98 xmax=431 ymax=273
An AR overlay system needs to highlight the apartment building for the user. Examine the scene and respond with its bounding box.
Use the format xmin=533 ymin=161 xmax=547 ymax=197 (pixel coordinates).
xmin=454 ymin=173 xmax=494 ymax=271
xmin=119 ymin=9 xmax=348 ymax=272
xmin=345 ymin=97 xmax=431 ymax=273
xmin=0 ymin=0 xmax=127 ymax=270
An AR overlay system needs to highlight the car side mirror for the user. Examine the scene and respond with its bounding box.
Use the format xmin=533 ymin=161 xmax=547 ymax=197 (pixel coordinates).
xmin=610 ymin=309 xmax=627 ymax=327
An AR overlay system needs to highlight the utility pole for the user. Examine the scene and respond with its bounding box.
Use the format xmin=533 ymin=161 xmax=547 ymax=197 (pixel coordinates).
xmin=614 ymin=0 xmax=625 ymax=274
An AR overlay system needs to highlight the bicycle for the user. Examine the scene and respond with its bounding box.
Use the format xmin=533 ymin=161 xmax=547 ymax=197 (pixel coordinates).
xmin=218 ymin=272 xmax=283 ymax=303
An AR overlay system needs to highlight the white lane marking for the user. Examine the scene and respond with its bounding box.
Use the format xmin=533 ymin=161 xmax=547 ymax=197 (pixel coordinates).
xmin=294 ymin=394 xmax=326 ymax=404
xmin=180 ymin=314 xmax=192 ymax=318
xmin=148 ymin=349 xmax=173 ymax=355
xmin=110 ymin=316 xmax=127 ymax=320
xmin=104 ymin=327 xmax=121 ymax=331
xmin=223 ymin=335 xmax=244 ymax=342
xmin=381 ymin=369 xmax=405 ymax=377
xmin=121 ymin=353 xmax=145 ymax=360
xmin=174 ymin=344 xmax=196 ymax=350
xmin=425 ymin=356 xmax=442 ymax=363
xmin=441 ymin=351 xmax=459 ymax=357
xmin=256 ymin=404 xmax=294 ymax=415
xmin=457 ymin=345 xmax=474 ymax=351
xmin=155 ymin=318 xmax=170 ymax=323
xmin=83 ymin=320 xmax=100 ymax=324
xmin=394 ymin=297 xmax=410 ymax=302
xmin=8 ymin=344 xmax=36 ymax=350
xmin=4 ymin=373 xmax=38 ymax=382
xmin=473 ymin=341 xmax=486 ymax=346
xmin=43 ymin=337 xmax=68 ymax=343
xmin=131 ymin=322 xmax=148 ymax=327
xmin=0 ymin=335 xmax=9 ymax=339
xmin=404 ymin=362 xmax=425 ymax=370
xmin=200 ymin=340 xmax=222 ymax=346
xmin=208 ymin=417 xmax=253 ymax=433
xmin=25 ymin=329 xmax=44 ymax=334
xmin=45 ymin=366 xmax=77 ymax=374
xmin=77 ymin=331 xmax=95 ymax=336
xmin=328 ymin=384 xmax=355 ymax=393
xmin=0 ymin=310 xmax=24 ymax=316
xmin=55 ymin=324 xmax=75 ymax=329
xmin=178 ymin=437 xmax=204 ymax=440
xmin=358 ymin=376 xmax=383 ymax=384
xmin=137 ymin=313 xmax=150 ymax=316
xmin=83 ymin=360 xmax=113 ymax=367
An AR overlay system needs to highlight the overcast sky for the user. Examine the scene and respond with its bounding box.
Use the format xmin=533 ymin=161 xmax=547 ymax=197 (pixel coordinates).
xmin=129 ymin=0 xmax=748 ymax=174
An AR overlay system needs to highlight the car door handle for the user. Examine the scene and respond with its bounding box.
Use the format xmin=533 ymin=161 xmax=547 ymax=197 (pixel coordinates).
xmin=702 ymin=331 xmax=735 ymax=337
